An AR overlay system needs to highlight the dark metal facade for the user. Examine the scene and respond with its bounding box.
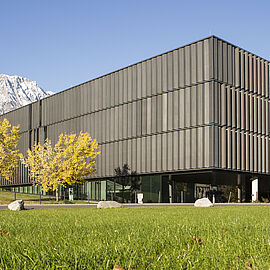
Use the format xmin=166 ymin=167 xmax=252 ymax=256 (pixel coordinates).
xmin=0 ymin=36 xmax=269 ymax=187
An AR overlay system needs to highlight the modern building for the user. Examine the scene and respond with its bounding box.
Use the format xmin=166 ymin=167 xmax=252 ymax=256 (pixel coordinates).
xmin=1 ymin=36 xmax=270 ymax=203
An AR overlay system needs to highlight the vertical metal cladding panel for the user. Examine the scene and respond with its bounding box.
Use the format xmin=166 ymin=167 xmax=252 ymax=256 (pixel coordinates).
xmin=254 ymin=96 xmax=258 ymax=133
xmin=262 ymin=61 xmax=266 ymax=97
xmin=151 ymin=96 xmax=157 ymax=133
xmin=122 ymin=104 xmax=128 ymax=139
xmin=127 ymin=66 xmax=132 ymax=102
xmin=141 ymin=136 xmax=146 ymax=173
xmin=249 ymin=133 xmax=254 ymax=172
xmin=132 ymin=65 xmax=137 ymax=101
xmin=227 ymin=128 xmax=232 ymax=169
xmin=146 ymin=59 xmax=152 ymax=96
xmin=146 ymin=98 xmax=151 ymax=135
xmin=197 ymin=127 xmax=204 ymax=168
xmin=173 ymin=50 xmax=179 ymax=89
xmin=191 ymin=86 xmax=197 ymax=127
xmin=85 ymin=83 xmax=91 ymax=113
xmin=227 ymin=44 xmax=233 ymax=85
xmin=184 ymin=45 xmax=191 ymax=86
xmin=231 ymin=130 xmax=236 ymax=170
xmin=204 ymin=38 xmax=210 ymax=80
xmin=254 ymin=56 xmax=258 ymax=94
xmin=118 ymin=106 xmax=123 ymax=140
xmin=131 ymin=139 xmax=137 ymax=173
xmin=240 ymin=49 xmax=245 ymax=90
xmin=82 ymin=84 xmax=87 ymax=115
xmin=179 ymin=48 xmax=185 ymax=88
xmin=197 ymin=41 xmax=203 ymax=83
xmin=127 ymin=103 xmax=132 ymax=138
xmin=136 ymin=137 xmax=141 ymax=173
xmin=167 ymin=132 xmax=173 ymax=171
xmin=141 ymin=61 xmax=147 ymax=98
xmin=212 ymin=37 xmax=218 ymax=81
xmin=204 ymin=126 xmax=210 ymax=168
xmin=236 ymin=90 xmax=241 ymax=129
xmin=114 ymin=107 xmax=119 ymax=141
xmin=141 ymin=99 xmax=147 ymax=136
xmin=32 ymin=102 xmax=39 ymax=129
xmin=162 ymin=93 xmax=168 ymax=131
xmin=98 ymin=79 xmax=103 ymax=110
xmin=102 ymin=77 xmax=107 ymax=109
xmin=122 ymin=140 xmax=128 ymax=169
xmin=156 ymin=134 xmax=162 ymax=171
xmin=191 ymin=128 xmax=197 ymax=169
xmin=244 ymin=52 xmax=249 ymax=91
xmin=151 ymin=135 xmax=157 ymax=172
xmin=127 ymin=139 xmax=132 ymax=171
xmin=236 ymin=130 xmax=241 ymax=170
xmin=245 ymin=93 xmax=250 ymax=131
xmin=245 ymin=132 xmax=250 ymax=171
xmin=266 ymin=100 xmax=269 ymax=136
xmin=110 ymin=74 xmax=116 ymax=108
xmin=162 ymin=54 xmax=168 ymax=92
xmin=167 ymin=92 xmax=173 ymax=130
xmin=179 ymin=89 xmax=185 ymax=128
xmin=265 ymin=62 xmax=269 ymax=98
xmin=213 ymin=126 xmax=219 ymax=168
xmin=123 ymin=68 xmax=128 ymax=103
xmin=173 ymin=131 xmax=178 ymax=170
xmin=204 ymin=83 xmax=210 ymax=125
xmin=117 ymin=71 xmax=123 ymax=106
xmin=191 ymin=43 xmax=197 ymax=84
xmin=257 ymin=59 xmax=262 ymax=96
xmin=131 ymin=102 xmax=136 ymax=137
xmin=221 ymin=127 xmax=226 ymax=168
xmin=184 ymin=88 xmax=190 ymax=127
xmin=167 ymin=52 xmax=173 ymax=91
xmin=234 ymin=47 xmax=240 ymax=88
xmin=257 ymin=135 xmax=262 ymax=172
xmin=258 ymin=97 xmax=262 ymax=134
xmin=173 ymin=91 xmax=179 ymax=129
xmin=136 ymin=63 xmax=142 ymax=99
xmin=151 ymin=58 xmax=157 ymax=95
xmin=118 ymin=140 xmax=123 ymax=169
xmin=220 ymin=84 xmax=226 ymax=126
xmin=156 ymin=95 xmax=162 ymax=132
xmin=265 ymin=137 xmax=269 ymax=174
xmin=185 ymin=129 xmax=190 ymax=169
xmin=146 ymin=136 xmax=151 ymax=172
xmin=262 ymin=135 xmax=266 ymax=173
xmin=156 ymin=56 xmax=162 ymax=93
xmin=162 ymin=133 xmax=167 ymax=171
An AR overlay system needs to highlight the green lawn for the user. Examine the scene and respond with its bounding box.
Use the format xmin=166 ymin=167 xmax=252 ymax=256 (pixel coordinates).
xmin=0 ymin=207 xmax=269 ymax=269
xmin=0 ymin=191 xmax=91 ymax=205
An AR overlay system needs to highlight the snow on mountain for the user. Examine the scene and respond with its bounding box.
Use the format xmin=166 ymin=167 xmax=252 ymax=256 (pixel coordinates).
xmin=0 ymin=74 xmax=53 ymax=115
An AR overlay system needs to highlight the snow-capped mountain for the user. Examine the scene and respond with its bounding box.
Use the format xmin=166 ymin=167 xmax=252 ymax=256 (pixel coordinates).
xmin=0 ymin=74 xmax=53 ymax=114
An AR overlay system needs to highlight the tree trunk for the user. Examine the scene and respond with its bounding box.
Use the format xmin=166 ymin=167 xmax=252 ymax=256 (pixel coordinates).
xmin=56 ymin=188 xmax=59 ymax=202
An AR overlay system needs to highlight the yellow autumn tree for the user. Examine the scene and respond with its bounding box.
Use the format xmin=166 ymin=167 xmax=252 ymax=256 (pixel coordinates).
xmin=0 ymin=118 xmax=20 ymax=180
xmin=21 ymin=132 xmax=100 ymax=201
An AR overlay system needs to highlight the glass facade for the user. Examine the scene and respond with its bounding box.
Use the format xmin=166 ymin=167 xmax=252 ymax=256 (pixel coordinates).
xmin=1 ymin=172 xmax=270 ymax=203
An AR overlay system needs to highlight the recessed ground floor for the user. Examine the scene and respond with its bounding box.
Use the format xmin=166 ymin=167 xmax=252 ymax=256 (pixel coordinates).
xmin=1 ymin=170 xmax=270 ymax=203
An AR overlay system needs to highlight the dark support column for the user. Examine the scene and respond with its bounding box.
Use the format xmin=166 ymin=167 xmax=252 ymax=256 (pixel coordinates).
xmin=168 ymin=175 xmax=172 ymax=204
xmin=237 ymin=174 xmax=242 ymax=203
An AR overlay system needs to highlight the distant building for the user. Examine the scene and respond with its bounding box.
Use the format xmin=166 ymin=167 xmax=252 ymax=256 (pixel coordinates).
xmin=1 ymin=36 xmax=270 ymax=203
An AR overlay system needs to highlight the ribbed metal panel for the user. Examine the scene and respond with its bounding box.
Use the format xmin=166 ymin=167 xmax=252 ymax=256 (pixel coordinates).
xmin=2 ymin=35 xmax=270 ymax=187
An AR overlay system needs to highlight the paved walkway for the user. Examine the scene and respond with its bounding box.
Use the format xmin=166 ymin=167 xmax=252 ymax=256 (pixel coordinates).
xmin=0 ymin=202 xmax=269 ymax=210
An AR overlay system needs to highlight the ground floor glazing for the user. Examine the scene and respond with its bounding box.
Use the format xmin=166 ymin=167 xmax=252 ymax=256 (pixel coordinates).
xmin=1 ymin=170 xmax=270 ymax=203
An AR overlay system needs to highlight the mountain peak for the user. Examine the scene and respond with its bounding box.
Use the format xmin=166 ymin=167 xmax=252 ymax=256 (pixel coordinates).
xmin=0 ymin=74 xmax=53 ymax=115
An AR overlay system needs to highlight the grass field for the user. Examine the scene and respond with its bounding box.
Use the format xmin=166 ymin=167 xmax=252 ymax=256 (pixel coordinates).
xmin=0 ymin=191 xmax=91 ymax=205
xmin=0 ymin=206 xmax=269 ymax=269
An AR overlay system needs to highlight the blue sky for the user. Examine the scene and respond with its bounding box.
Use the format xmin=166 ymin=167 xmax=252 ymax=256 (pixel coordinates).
xmin=1 ymin=0 xmax=270 ymax=93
